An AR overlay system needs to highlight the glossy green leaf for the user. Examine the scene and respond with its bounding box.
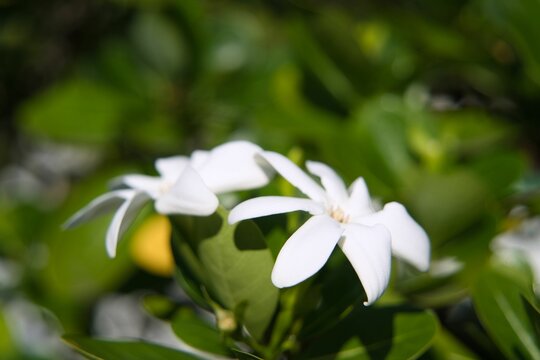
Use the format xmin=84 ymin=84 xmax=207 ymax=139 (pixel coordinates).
xmin=63 ymin=336 xmax=201 ymax=360
xmin=301 ymin=305 xmax=437 ymax=360
xmin=171 ymin=308 xmax=230 ymax=356
xmin=196 ymin=209 xmax=279 ymax=340
xmin=472 ymin=268 xmax=540 ymax=360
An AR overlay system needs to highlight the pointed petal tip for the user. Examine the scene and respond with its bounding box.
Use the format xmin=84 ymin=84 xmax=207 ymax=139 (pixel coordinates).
xmin=106 ymin=246 xmax=116 ymax=258
xmin=340 ymin=223 xmax=392 ymax=306
xmin=61 ymin=218 xmax=75 ymax=230
xmin=359 ymin=201 xmax=431 ymax=272
xmin=384 ymin=201 xmax=431 ymax=272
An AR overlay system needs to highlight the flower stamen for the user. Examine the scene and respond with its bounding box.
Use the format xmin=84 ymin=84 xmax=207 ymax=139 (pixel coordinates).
xmin=329 ymin=206 xmax=350 ymax=223
xmin=159 ymin=182 xmax=172 ymax=195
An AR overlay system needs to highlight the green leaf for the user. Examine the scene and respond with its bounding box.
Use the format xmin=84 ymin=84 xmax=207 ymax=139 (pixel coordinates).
xmin=427 ymin=328 xmax=480 ymax=360
xmin=301 ymin=306 xmax=438 ymax=360
xmin=472 ymin=268 xmax=540 ymax=360
xmin=63 ymin=336 xmax=201 ymax=360
xmin=171 ymin=308 xmax=231 ymax=356
xmin=301 ymin=252 xmax=364 ymax=338
xmin=195 ymin=209 xmax=279 ymax=340
xmin=170 ymin=216 xmax=212 ymax=310
xmin=17 ymin=77 xmax=132 ymax=144
xmin=232 ymin=349 xmax=265 ymax=360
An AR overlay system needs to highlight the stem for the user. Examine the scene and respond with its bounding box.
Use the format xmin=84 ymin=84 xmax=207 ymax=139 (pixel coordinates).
xmin=266 ymin=286 xmax=305 ymax=358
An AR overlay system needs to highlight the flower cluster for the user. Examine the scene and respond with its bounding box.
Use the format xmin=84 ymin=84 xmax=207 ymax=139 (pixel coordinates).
xmin=66 ymin=141 xmax=430 ymax=304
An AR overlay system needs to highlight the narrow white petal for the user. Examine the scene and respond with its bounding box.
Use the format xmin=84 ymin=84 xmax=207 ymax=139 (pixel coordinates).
xmin=272 ymin=215 xmax=344 ymax=288
xmin=355 ymin=202 xmax=430 ymax=271
xmin=345 ymin=177 xmax=373 ymax=218
xmin=121 ymin=175 xmax=162 ymax=198
xmin=155 ymin=166 xmax=218 ymax=216
xmin=196 ymin=141 xmax=271 ymax=193
xmin=229 ymin=196 xmax=324 ymax=224
xmin=63 ymin=190 xmax=134 ymax=229
xmin=261 ymin=151 xmax=326 ymax=202
xmin=306 ymin=161 xmax=348 ymax=204
xmin=106 ymin=191 xmax=150 ymax=257
xmin=340 ymin=224 xmax=392 ymax=305
xmin=155 ymin=156 xmax=189 ymax=181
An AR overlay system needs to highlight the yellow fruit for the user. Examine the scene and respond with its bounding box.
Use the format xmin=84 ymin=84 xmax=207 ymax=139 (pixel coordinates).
xmin=130 ymin=215 xmax=174 ymax=277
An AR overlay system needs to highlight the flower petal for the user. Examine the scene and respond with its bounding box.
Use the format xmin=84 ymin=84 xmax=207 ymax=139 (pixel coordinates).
xmin=62 ymin=190 xmax=135 ymax=229
xmin=189 ymin=150 xmax=210 ymax=169
xmin=229 ymin=196 xmax=324 ymax=224
xmin=340 ymin=224 xmax=392 ymax=305
xmin=121 ymin=175 xmax=162 ymax=198
xmin=155 ymin=165 xmax=219 ymax=216
xmin=345 ymin=177 xmax=373 ymax=218
xmin=196 ymin=141 xmax=271 ymax=194
xmin=306 ymin=161 xmax=348 ymax=204
xmin=106 ymin=191 xmax=150 ymax=257
xmin=272 ymin=215 xmax=344 ymax=288
xmin=355 ymin=202 xmax=430 ymax=271
xmin=261 ymin=151 xmax=326 ymax=202
xmin=155 ymin=156 xmax=189 ymax=181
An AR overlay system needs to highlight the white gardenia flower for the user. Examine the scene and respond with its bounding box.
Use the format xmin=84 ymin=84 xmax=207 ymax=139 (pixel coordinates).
xmin=229 ymin=151 xmax=430 ymax=305
xmin=64 ymin=141 xmax=271 ymax=257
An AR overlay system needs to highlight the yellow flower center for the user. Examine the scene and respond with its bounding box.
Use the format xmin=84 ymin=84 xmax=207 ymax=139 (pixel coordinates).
xmin=329 ymin=206 xmax=350 ymax=223
xmin=158 ymin=181 xmax=172 ymax=195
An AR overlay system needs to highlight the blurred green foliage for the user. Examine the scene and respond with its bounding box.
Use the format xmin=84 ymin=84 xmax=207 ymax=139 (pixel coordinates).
xmin=1 ymin=0 xmax=540 ymax=359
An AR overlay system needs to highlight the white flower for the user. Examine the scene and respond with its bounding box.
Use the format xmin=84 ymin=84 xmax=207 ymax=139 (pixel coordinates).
xmin=229 ymin=151 xmax=430 ymax=304
xmin=492 ymin=217 xmax=540 ymax=284
xmin=64 ymin=141 xmax=271 ymax=258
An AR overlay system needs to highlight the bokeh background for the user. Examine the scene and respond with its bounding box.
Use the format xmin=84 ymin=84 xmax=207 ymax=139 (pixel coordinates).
xmin=1 ymin=0 xmax=540 ymax=358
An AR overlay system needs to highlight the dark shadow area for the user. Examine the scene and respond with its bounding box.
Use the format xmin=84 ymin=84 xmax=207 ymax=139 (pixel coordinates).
xmin=195 ymin=212 xmax=223 ymax=240
xmin=233 ymin=220 xmax=267 ymax=251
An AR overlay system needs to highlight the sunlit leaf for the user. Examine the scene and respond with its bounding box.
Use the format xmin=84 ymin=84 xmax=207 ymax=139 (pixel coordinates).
xmin=472 ymin=268 xmax=540 ymax=360
xmin=196 ymin=209 xmax=279 ymax=340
